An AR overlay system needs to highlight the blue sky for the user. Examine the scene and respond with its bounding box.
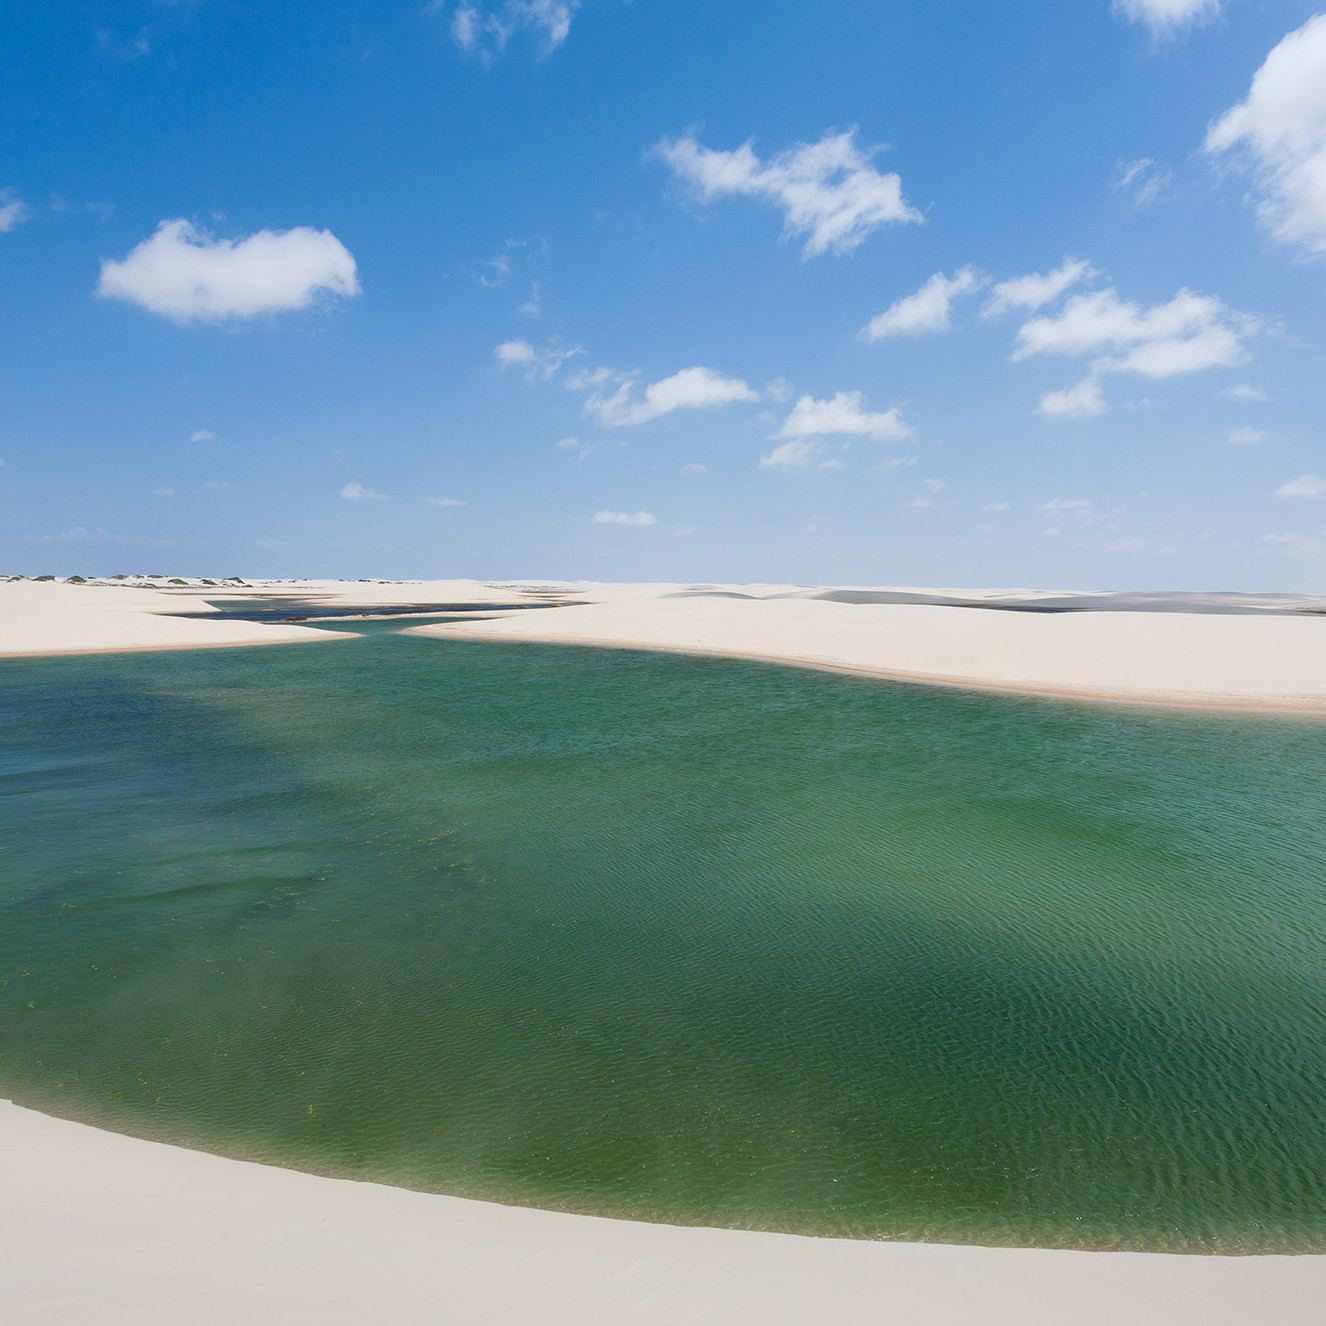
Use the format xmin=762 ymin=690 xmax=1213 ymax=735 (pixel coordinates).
xmin=3 ymin=0 xmax=1325 ymax=588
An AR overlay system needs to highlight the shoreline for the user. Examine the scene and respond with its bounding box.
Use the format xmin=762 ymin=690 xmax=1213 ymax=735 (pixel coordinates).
xmin=412 ymin=624 xmax=1326 ymax=717
xmin=5 ymin=1098 xmax=1326 ymax=1325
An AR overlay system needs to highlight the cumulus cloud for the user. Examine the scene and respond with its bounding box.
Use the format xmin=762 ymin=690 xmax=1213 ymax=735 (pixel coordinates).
xmin=1205 ymin=14 xmax=1326 ymax=255
xmin=655 ymin=129 xmax=922 ymax=258
xmin=1274 ymin=473 xmax=1326 ymax=497
xmin=1228 ymin=427 xmax=1267 ymax=445
xmin=446 ymin=0 xmax=578 ymax=57
xmin=424 ymin=496 xmax=467 ymax=507
xmin=0 ymin=190 xmax=28 ymax=233
xmin=859 ymin=267 xmax=983 ymax=341
xmin=583 ymin=366 xmax=757 ymax=428
xmin=775 ymin=391 xmax=912 ymax=442
xmin=592 ymin=509 xmax=656 ymax=526
xmin=1112 ymin=0 xmax=1220 ymax=37
xmin=97 ymin=220 xmax=359 ymax=324
xmin=1013 ymin=287 xmax=1252 ymax=377
xmin=339 ymin=481 xmax=388 ymax=501
xmin=1113 ymin=158 xmax=1173 ymax=207
xmin=983 ymin=258 xmax=1096 ymax=318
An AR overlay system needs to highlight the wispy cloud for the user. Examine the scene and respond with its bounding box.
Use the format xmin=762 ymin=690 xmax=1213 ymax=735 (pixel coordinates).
xmin=582 ymin=366 xmax=757 ymax=428
xmin=655 ymin=128 xmax=921 ymax=258
xmin=190 ymin=428 xmax=215 ymax=443
xmin=1037 ymin=376 xmax=1106 ymax=419
xmin=1228 ymin=427 xmax=1267 ymax=446
xmin=0 ymin=190 xmax=28 ymax=234
xmin=493 ymin=337 xmax=581 ymax=381
xmin=97 ymin=220 xmax=360 ymax=323
xmin=339 ymin=481 xmax=389 ymax=501
xmin=591 ymin=509 xmax=656 ymax=526
xmin=859 ymin=267 xmax=983 ymax=341
xmin=1274 ymin=474 xmax=1326 ymax=498
xmin=424 ymin=496 xmax=467 ymax=507
xmin=1113 ymin=157 xmax=1172 ymax=207
xmin=442 ymin=0 xmax=578 ymax=58
xmin=983 ymin=258 xmax=1096 ymax=319
xmin=1112 ymin=0 xmax=1220 ymax=38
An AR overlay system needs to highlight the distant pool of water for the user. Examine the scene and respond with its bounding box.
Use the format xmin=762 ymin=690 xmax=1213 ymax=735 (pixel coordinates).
xmin=2 ymin=632 xmax=1325 ymax=1250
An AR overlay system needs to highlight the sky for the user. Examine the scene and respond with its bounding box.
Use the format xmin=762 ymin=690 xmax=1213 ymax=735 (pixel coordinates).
xmin=2 ymin=0 xmax=1326 ymax=589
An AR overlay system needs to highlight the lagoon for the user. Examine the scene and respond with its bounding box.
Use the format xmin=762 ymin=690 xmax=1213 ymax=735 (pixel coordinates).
xmin=3 ymin=629 xmax=1325 ymax=1251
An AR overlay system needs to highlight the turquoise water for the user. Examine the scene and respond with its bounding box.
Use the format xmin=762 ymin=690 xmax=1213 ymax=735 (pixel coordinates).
xmin=3 ymin=630 xmax=1326 ymax=1251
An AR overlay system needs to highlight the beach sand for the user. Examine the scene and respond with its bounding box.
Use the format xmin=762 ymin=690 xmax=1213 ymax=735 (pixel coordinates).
xmin=5 ymin=1099 xmax=1326 ymax=1326
xmin=410 ymin=581 xmax=1326 ymax=712
xmin=6 ymin=576 xmax=1326 ymax=1321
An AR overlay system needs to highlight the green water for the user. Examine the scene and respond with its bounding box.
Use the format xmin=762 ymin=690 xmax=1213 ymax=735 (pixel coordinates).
xmin=3 ymin=631 xmax=1326 ymax=1251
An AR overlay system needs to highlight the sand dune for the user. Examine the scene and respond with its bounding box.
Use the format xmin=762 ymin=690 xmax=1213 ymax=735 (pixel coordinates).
xmin=411 ymin=583 xmax=1326 ymax=711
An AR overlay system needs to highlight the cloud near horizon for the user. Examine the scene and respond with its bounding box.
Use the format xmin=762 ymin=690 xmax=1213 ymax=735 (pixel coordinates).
xmin=1205 ymin=14 xmax=1326 ymax=255
xmin=339 ymin=481 xmax=388 ymax=501
xmin=591 ymin=509 xmax=656 ymax=526
xmin=656 ymin=129 xmax=922 ymax=258
xmin=859 ymin=267 xmax=983 ymax=341
xmin=97 ymin=220 xmax=360 ymax=323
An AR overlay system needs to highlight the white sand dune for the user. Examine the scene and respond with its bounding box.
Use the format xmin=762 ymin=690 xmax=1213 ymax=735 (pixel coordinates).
xmin=5 ymin=1100 xmax=1325 ymax=1326
xmin=411 ymin=582 xmax=1326 ymax=711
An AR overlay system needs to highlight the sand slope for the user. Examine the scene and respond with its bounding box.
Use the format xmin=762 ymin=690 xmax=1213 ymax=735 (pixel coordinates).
xmin=0 ymin=581 xmax=333 ymax=656
xmin=5 ymin=1100 xmax=1325 ymax=1326
xmin=412 ymin=584 xmax=1326 ymax=711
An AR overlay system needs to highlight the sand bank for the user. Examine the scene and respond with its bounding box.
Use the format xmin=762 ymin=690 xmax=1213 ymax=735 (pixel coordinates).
xmin=4 ymin=1100 xmax=1325 ymax=1326
xmin=410 ymin=583 xmax=1326 ymax=712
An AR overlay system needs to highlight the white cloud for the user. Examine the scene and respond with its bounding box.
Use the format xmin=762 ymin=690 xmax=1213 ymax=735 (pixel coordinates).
xmin=765 ymin=376 xmax=793 ymax=402
xmin=1014 ymin=286 xmax=1252 ymax=389
xmin=96 ymin=220 xmax=360 ymax=324
xmin=1037 ymin=377 xmax=1107 ymax=418
xmin=591 ymin=509 xmax=656 ymax=526
xmin=983 ymin=258 xmax=1096 ymax=318
xmin=983 ymin=501 xmax=1011 ymax=511
xmin=656 ymin=129 xmax=922 ymax=258
xmin=518 ymin=282 xmax=542 ymax=318
xmin=447 ymin=0 xmax=578 ymax=57
xmin=424 ymin=496 xmax=467 ymax=507
xmin=339 ymin=481 xmax=388 ymax=501
xmin=1274 ymin=473 xmax=1326 ymax=497
xmin=584 ymin=366 xmax=757 ymax=428
xmin=190 ymin=429 xmax=215 ymax=443
xmin=0 ymin=191 xmax=28 ymax=233
xmin=775 ymin=391 xmax=912 ymax=441
xmin=680 ymin=463 xmax=707 ymax=474
xmin=1223 ymin=382 xmax=1269 ymax=402
xmin=1113 ymin=158 xmax=1172 ymax=207
xmin=759 ymin=439 xmax=821 ymax=470
xmin=1112 ymin=0 xmax=1220 ymax=37
xmin=859 ymin=267 xmax=983 ymax=341
xmin=1228 ymin=427 xmax=1267 ymax=445
xmin=922 ymin=478 xmax=945 ymax=493
xmin=1038 ymin=497 xmax=1092 ymax=512
xmin=494 ymin=337 xmax=580 ymax=380
xmin=1206 ymin=15 xmax=1326 ymax=254
xmin=153 ymin=487 xmax=175 ymax=497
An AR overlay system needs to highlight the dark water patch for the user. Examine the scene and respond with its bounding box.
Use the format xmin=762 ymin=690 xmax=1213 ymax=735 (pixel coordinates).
xmin=2 ymin=637 xmax=1326 ymax=1250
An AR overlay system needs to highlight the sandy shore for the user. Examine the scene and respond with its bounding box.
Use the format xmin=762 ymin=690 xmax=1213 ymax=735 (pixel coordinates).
xmin=5 ymin=1100 xmax=1325 ymax=1326
xmin=410 ymin=582 xmax=1326 ymax=712
xmin=0 ymin=578 xmax=539 ymax=657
